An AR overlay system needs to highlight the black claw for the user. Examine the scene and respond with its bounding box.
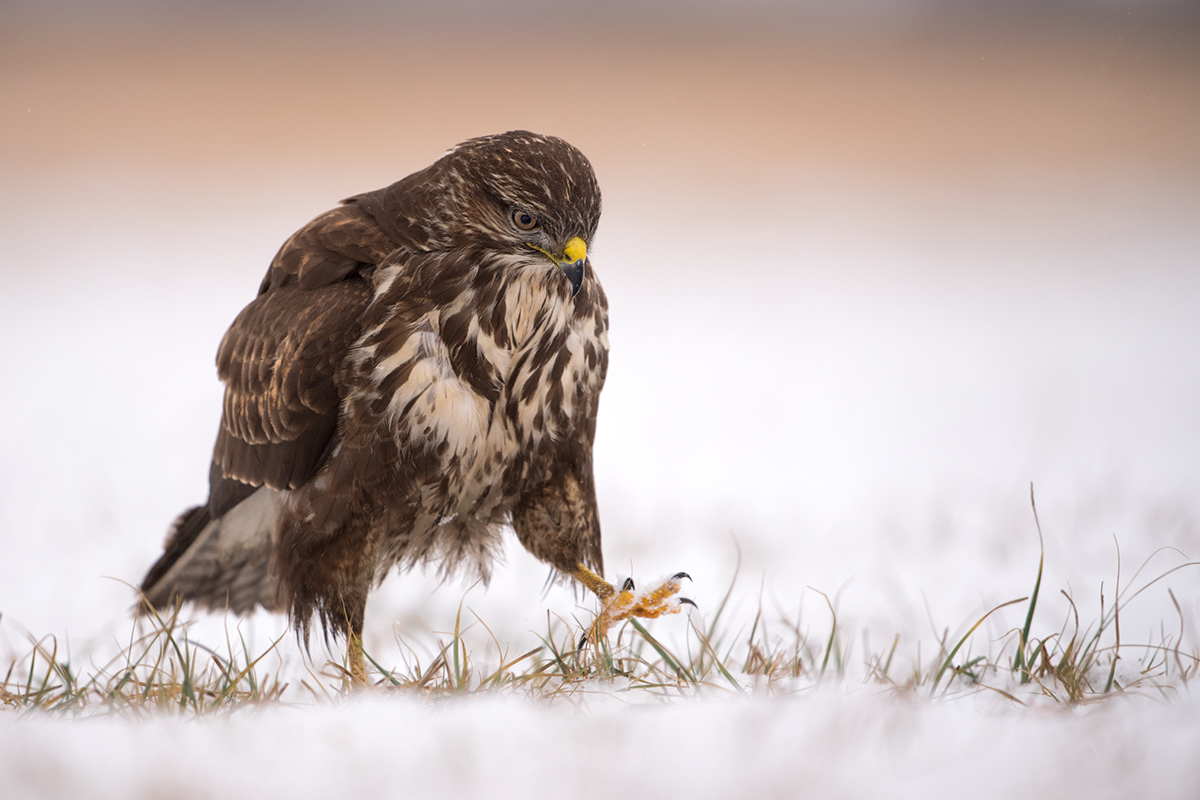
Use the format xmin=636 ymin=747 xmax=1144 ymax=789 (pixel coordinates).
xmin=621 ymin=577 xmax=635 ymax=592
xmin=672 ymin=572 xmax=692 ymax=582
xmin=679 ymin=597 xmax=697 ymax=608
xmin=578 ymin=633 xmax=589 ymax=651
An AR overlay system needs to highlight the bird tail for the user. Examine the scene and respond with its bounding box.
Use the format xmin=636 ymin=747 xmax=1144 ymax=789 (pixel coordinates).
xmin=139 ymin=486 xmax=283 ymax=615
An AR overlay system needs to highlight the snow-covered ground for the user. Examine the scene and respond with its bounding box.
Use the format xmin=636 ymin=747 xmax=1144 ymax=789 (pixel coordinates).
xmin=6 ymin=691 xmax=1200 ymax=799
xmin=2 ymin=14 xmax=1199 ymax=798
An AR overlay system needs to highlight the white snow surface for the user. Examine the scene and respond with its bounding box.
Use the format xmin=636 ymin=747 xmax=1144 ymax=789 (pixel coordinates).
xmin=2 ymin=156 xmax=1199 ymax=795
xmin=5 ymin=690 xmax=1200 ymax=799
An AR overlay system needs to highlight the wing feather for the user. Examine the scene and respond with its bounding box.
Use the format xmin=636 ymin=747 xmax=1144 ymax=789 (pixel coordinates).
xmin=213 ymin=280 xmax=370 ymax=491
xmin=145 ymin=157 xmax=494 ymax=614
xmin=209 ymin=196 xmax=405 ymax=496
xmin=260 ymin=203 xmax=397 ymax=293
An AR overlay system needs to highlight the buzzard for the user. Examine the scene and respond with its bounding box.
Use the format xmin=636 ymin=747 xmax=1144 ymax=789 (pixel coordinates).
xmin=140 ymin=131 xmax=688 ymax=682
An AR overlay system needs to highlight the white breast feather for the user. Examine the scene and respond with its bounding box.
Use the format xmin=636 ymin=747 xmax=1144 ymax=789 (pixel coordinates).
xmin=385 ymin=327 xmax=490 ymax=458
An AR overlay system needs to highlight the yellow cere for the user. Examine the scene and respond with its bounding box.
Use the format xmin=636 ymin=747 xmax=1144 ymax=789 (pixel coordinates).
xmin=563 ymin=237 xmax=587 ymax=264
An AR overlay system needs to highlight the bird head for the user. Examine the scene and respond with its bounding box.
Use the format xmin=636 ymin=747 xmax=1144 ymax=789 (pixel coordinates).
xmin=424 ymin=131 xmax=603 ymax=297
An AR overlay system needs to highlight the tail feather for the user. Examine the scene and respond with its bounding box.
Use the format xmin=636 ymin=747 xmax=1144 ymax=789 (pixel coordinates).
xmin=140 ymin=487 xmax=282 ymax=615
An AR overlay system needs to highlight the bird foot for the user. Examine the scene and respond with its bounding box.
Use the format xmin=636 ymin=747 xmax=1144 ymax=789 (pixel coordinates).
xmin=574 ymin=564 xmax=694 ymax=641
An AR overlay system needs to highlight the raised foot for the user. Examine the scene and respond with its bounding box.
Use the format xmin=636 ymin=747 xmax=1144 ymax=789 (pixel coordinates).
xmin=574 ymin=565 xmax=694 ymax=640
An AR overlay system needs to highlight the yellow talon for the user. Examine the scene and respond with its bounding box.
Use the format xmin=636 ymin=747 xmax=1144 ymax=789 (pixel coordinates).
xmin=572 ymin=563 xmax=689 ymax=638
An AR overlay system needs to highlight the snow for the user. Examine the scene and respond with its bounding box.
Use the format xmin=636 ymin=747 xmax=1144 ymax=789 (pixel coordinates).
xmin=4 ymin=691 xmax=1200 ymax=799
xmin=3 ymin=16 xmax=1200 ymax=799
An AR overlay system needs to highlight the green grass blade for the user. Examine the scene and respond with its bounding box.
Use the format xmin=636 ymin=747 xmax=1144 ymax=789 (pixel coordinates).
xmin=930 ymin=598 xmax=1027 ymax=697
xmin=1015 ymin=484 xmax=1046 ymax=684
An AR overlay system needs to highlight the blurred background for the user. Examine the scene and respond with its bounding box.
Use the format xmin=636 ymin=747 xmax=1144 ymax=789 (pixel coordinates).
xmin=2 ymin=0 xmax=1198 ymax=665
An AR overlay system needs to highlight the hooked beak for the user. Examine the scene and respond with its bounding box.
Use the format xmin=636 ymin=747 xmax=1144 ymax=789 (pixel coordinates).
xmin=528 ymin=236 xmax=587 ymax=297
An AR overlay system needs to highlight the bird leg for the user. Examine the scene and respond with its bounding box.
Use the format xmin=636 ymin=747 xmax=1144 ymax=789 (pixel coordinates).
xmin=347 ymin=632 xmax=367 ymax=686
xmin=338 ymin=592 xmax=369 ymax=686
xmin=573 ymin=564 xmax=692 ymax=641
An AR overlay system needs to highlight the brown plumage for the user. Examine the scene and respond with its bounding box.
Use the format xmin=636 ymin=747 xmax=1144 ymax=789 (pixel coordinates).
xmin=141 ymin=131 xmax=688 ymax=679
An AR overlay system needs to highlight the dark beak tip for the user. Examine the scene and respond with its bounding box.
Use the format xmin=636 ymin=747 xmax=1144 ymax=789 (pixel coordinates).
xmin=562 ymin=260 xmax=585 ymax=296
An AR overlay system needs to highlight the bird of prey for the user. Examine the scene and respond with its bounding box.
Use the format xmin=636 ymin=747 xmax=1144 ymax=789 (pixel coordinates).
xmin=140 ymin=131 xmax=688 ymax=682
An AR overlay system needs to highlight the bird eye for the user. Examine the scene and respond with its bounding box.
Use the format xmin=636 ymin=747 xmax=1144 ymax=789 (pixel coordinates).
xmin=512 ymin=209 xmax=539 ymax=231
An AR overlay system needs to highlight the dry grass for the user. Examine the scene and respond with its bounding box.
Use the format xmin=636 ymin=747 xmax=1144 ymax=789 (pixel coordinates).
xmin=0 ymin=602 xmax=293 ymax=715
xmin=4 ymin=493 xmax=1197 ymax=715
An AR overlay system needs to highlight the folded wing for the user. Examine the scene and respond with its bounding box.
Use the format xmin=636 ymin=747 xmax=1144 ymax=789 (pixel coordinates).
xmin=141 ymin=198 xmax=402 ymax=612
